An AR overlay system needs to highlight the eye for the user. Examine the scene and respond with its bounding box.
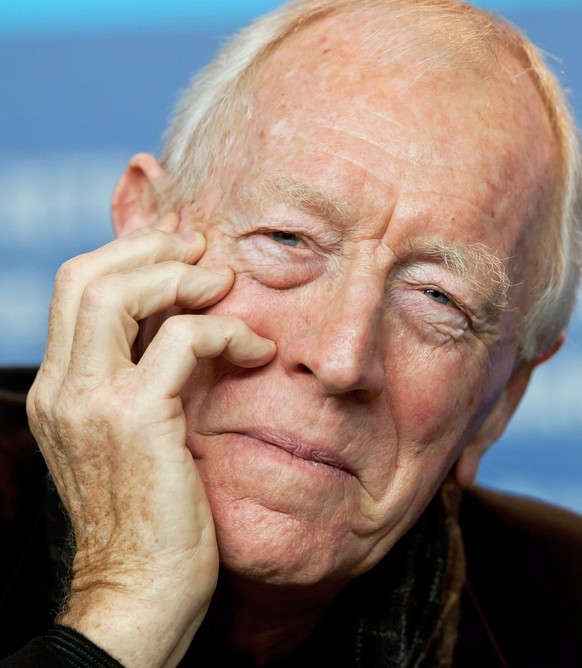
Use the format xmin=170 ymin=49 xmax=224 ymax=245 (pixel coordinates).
xmin=268 ymin=230 xmax=303 ymax=247
xmin=423 ymin=288 xmax=452 ymax=306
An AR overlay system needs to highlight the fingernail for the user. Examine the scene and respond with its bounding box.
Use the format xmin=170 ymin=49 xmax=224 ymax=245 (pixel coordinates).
xmin=260 ymin=337 xmax=277 ymax=349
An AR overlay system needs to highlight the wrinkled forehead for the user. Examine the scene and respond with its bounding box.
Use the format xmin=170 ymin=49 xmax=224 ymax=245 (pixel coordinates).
xmin=245 ymin=9 xmax=559 ymax=266
xmin=253 ymin=7 xmax=555 ymax=152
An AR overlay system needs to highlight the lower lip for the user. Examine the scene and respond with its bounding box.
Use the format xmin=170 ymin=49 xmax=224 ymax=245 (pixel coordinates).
xmin=227 ymin=432 xmax=354 ymax=483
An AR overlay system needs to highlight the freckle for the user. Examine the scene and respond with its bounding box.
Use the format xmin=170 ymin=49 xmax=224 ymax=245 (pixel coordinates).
xmin=323 ymin=48 xmax=331 ymax=54
xmin=491 ymin=209 xmax=495 ymax=218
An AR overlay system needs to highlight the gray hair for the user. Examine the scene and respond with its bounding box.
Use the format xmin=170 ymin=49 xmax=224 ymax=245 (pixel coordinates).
xmin=160 ymin=0 xmax=582 ymax=362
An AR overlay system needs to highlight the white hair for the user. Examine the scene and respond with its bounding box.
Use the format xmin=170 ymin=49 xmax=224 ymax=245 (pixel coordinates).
xmin=160 ymin=0 xmax=582 ymax=362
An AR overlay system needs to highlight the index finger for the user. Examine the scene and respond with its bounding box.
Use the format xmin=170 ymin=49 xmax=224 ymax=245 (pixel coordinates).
xmin=43 ymin=217 xmax=206 ymax=380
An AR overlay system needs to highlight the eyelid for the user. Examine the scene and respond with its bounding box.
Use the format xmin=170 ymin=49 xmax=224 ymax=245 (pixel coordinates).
xmin=266 ymin=229 xmax=306 ymax=247
xmin=397 ymin=266 xmax=478 ymax=318
xmin=249 ymin=216 xmax=343 ymax=251
xmin=423 ymin=287 xmax=454 ymax=307
xmin=254 ymin=226 xmax=304 ymax=240
xmin=253 ymin=227 xmax=333 ymax=256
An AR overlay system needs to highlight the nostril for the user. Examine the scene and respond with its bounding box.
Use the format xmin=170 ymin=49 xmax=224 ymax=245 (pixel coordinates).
xmin=297 ymin=363 xmax=313 ymax=375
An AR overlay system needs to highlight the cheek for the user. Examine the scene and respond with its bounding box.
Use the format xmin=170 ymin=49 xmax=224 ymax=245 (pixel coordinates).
xmin=179 ymin=278 xmax=294 ymax=435
xmin=385 ymin=335 xmax=483 ymax=450
xmin=201 ymin=274 xmax=301 ymax=344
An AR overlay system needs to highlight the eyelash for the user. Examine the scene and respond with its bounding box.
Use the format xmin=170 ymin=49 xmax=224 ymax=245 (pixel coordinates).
xmin=268 ymin=230 xmax=304 ymax=248
xmin=421 ymin=287 xmax=475 ymax=330
xmin=258 ymin=234 xmax=471 ymax=319
xmin=422 ymin=288 xmax=452 ymax=307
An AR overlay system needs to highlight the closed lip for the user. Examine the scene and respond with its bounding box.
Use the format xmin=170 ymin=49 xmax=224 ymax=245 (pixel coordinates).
xmin=233 ymin=428 xmax=355 ymax=477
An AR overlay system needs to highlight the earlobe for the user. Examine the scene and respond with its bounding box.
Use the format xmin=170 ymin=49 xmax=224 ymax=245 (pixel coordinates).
xmin=455 ymin=446 xmax=481 ymax=490
xmin=111 ymin=153 xmax=167 ymax=237
xmin=455 ymin=394 xmax=511 ymax=489
xmin=533 ymin=332 xmax=565 ymax=367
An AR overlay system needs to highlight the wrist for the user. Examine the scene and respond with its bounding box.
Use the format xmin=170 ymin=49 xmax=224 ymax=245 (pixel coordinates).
xmin=59 ymin=567 xmax=214 ymax=668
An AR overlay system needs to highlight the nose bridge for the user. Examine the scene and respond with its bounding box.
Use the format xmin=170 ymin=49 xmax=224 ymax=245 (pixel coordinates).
xmin=290 ymin=272 xmax=386 ymax=397
xmin=327 ymin=277 xmax=383 ymax=355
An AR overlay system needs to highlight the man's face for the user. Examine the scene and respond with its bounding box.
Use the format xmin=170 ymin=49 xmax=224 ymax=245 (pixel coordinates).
xmin=141 ymin=20 xmax=556 ymax=590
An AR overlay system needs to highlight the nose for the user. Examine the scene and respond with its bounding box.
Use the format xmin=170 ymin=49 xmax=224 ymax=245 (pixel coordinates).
xmin=281 ymin=276 xmax=386 ymax=401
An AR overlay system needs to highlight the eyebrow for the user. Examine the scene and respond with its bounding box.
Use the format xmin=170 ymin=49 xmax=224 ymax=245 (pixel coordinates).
xmin=239 ymin=173 xmax=358 ymax=227
xmin=403 ymin=238 xmax=512 ymax=314
xmin=238 ymin=175 xmax=511 ymax=313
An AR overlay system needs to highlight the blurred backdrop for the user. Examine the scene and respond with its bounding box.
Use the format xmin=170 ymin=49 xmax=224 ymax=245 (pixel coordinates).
xmin=1 ymin=0 xmax=580 ymax=512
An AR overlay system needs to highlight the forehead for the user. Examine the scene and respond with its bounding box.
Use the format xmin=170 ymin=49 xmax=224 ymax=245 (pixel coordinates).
xmin=236 ymin=11 xmax=558 ymax=262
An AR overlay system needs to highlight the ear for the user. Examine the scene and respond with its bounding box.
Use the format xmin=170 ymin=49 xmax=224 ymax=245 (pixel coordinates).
xmin=111 ymin=153 xmax=167 ymax=237
xmin=455 ymin=333 xmax=565 ymax=488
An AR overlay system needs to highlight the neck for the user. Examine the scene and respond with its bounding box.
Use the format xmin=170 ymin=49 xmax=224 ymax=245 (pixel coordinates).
xmin=213 ymin=572 xmax=344 ymax=665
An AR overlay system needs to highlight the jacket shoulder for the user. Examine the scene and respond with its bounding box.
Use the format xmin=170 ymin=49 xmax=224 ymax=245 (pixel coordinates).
xmin=0 ymin=367 xmax=55 ymax=660
xmin=458 ymin=486 xmax=582 ymax=667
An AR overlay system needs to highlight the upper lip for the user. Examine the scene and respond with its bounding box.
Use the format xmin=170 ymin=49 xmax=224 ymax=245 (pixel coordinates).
xmin=235 ymin=427 xmax=354 ymax=476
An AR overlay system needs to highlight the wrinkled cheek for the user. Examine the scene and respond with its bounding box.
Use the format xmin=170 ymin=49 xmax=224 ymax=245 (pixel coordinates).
xmin=407 ymin=387 xmax=463 ymax=445
xmin=201 ymin=275 xmax=295 ymax=347
xmin=388 ymin=345 xmax=480 ymax=456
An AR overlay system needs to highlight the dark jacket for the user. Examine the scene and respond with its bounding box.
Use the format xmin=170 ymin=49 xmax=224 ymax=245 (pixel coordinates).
xmin=1 ymin=368 xmax=581 ymax=667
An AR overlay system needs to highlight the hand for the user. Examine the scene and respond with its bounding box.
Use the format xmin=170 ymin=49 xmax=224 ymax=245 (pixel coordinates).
xmin=27 ymin=214 xmax=276 ymax=668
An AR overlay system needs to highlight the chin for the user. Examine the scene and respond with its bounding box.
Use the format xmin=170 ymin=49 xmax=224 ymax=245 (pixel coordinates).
xmin=206 ymin=488 xmax=356 ymax=589
xmin=208 ymin=488 xmax=399 ymax=594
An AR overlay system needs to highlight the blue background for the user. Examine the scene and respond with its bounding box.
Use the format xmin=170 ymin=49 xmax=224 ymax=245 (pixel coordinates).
xmin=1 ymin=1 xmax=580 ymax=512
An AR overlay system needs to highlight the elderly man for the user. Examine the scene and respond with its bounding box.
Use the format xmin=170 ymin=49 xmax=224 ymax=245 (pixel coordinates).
xmin=1 ymin=0 xmax=581 ymax=666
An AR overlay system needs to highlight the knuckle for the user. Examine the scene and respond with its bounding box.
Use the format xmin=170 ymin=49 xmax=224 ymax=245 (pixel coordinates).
xmin=55 ymin=255 xmax=89 ymax=288
xmin=159 ymin=314 xmax=189 ymax=339
xmin=25 ymin=389 xmax=38 ymax=423
xmin=51 ymin=399 xmax=73 ymax=431
xmin=80 ymin=275 xmax=122 ymax=310
xmin=28 ymin=381 xmax=55 ymax=424
xmin=162 ymin=260 xmax=188 ymax=277
xmin=218 ymin=315 xmax=248 ymax=337
xmin=129 ymin=226 xmax=168 ymax=249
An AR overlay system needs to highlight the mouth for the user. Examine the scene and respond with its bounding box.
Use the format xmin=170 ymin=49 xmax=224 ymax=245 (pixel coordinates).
xmin=232 ymin=428 xmax=355 ymax=479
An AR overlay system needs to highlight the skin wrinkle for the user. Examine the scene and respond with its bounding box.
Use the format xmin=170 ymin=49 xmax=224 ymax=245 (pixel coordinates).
xmin=251 ymin=175 xmax=354 ymax=230
xmin=159 ymin=1 xmax=578 ymax=360
xmin=126 ymin=19 xmax=562 ymax=652
xmin=239 ymin=173 xmax=509 ymax=319
xmin=324 ymin=121 xmax=490 ymax=175
xmin=353 ymin=106 xmax=408 ymax=130
xmin=326 ymin=149 xmax=397 ymax=189
xmin=323 ymin=88 xmax=512 ymax=166
xmin=407 ymin=240 xmax=511 ymax=312
xmin=326 ymin=124 xmax=416 ymax=162
xmin=242 ymin=171 xmax=388 ymax=241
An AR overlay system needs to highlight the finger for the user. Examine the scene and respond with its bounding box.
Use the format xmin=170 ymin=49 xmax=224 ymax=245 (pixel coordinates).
xmin=68 ymin=263 xmax=236 ymax=377
xmin=43 ymin=220 xmax=206 ymax=378
xmin=136 ymin=314 xmax=277 ymax=397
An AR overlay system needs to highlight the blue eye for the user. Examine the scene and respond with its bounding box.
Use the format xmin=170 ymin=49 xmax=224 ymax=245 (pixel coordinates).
xmin=270 ymin=231 xmax=302 ymax=247
xmin=423 ymin=289 xmax=451 ymax=306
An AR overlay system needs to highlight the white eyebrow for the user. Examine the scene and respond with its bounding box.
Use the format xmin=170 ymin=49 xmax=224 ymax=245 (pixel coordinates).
xmin=239 ymin=173 xmax=357 ymax=227
xmin=239 ymin=177 xmax=512 ymax=313
xmin=403 ymin=238 xmax=512 ymax=313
